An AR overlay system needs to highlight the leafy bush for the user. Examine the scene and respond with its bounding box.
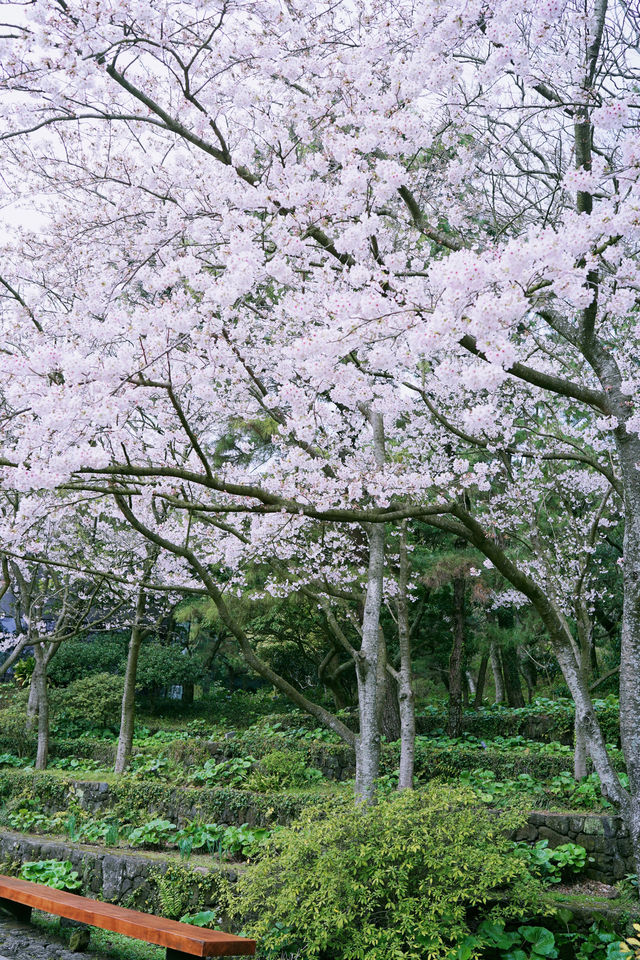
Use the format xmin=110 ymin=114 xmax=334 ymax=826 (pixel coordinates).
xmin=457 ymin=767 xmax=619 ymax=812
xmin=190 ymin=756 xmax=255 ymax=787
xmin=127 ymin=818 xmax=177 ymax=848
xmin=20 ymin=859 xmax=81 ymax=891
xmin=49 ymin=756 xmax=104 ymax=772
xmin=65 ymin=814 xmax=119 ymax=846
xmin=136 ymin=644 xmax=201 ymax=692
xmin=220 ymin=823 xmax=272 ymax=860
xmin=129 ymin=755 xmax=179 ymax=781
xmin=0 ymin=753 xmax=24 ymax=768
xmin=245 ymin=749 xmax=324 ymax=791
xmin=175 ymin=822 xmax=272 ymax=861
xmin=4 ymin=808 xmax=62 ymax=833
xmin=48 ymin=634 xmax=128 ymax=686
xmin=175 ymin=822 xmax=225 ymax=860
xmin=231 ymin=785 xmax=542 ymax=960
xmin=53 ymin=673 xmax=124 ymax=735
xmin=515 ymin=840 xmax=591 ymax=884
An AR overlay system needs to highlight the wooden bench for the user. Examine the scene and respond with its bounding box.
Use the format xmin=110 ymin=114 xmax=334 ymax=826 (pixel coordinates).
xmin=0 ymin=874 xmax=256 ymax=959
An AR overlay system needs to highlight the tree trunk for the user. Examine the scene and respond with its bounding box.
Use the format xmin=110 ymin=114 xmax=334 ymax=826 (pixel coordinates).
xmin=396 ymin=522 xmax=415 ymax=790
xmin=614 ymin=428 xmax=640 ymax=878
xmin=354 ymin=518 xmax=385 ymax=802
xmin=490 ymin=642 xmax=505 ymax=703
xmin=574 ymin=601 xmax=594 ymax=781
xmin=474 ymin=653 xmax=489 ymax=709
xmin=26 ymin=669 xmax=38 ymax=733
xmin=447 ymin=576 xmax=465 ymax=738
xmin=115 ymin=586 xmax=146 ymax=775
xmin=574 ymin=717 xmax=588 ymax=780
xmin=33 ymin=647 xmax=49 ymax=770
xmin=501 ymin=646 xmax=525 ymax=707
xmin=443 ymin=506 xmax=628 ymax=869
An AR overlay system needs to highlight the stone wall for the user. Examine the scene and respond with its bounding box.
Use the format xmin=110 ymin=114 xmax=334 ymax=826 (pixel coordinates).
xmin=519 ymin=811 xmax=632 ymax=883
xmin=0 ymin=830 xmax=232 ymax=915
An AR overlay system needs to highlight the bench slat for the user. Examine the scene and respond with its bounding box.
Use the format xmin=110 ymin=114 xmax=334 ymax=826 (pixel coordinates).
xmin=0 ymin=875 xmax=255 ymax=957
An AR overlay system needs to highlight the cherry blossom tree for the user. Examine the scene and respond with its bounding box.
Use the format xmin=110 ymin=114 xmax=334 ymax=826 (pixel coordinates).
xmin=0 ymin=0 xmax=639 ymax=830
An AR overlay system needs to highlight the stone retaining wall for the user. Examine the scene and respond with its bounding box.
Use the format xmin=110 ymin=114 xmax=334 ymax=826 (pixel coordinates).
xmin=0 ymin=831 xmax=232 ymax=916
xmin=516 ymin=811 xmax=632 ymax=883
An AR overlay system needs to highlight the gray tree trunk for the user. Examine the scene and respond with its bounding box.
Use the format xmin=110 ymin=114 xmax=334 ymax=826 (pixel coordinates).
xmin=33 ymin=647 xmax=49 ymax=770
xmin=614 ymin=427 xmax=640 ymax=877
xmin=574 ymin=601 xmax=593 ymax=781
xmin=396 ymin=523 xmax=415 ymax=790
xmin=115 ymin=586 xmax=146 ymax=775
xmin=355 ymin=518 xmax=385 ymax=802
xmin=354 ymin=409 xmax=386 ymax=803
xmin=490 ymin=642 xmax=505 ymax=703
xmin=26 ymin=671 xmax=38 ymax=732
xmin=574 ymin=718 xmax=588 ymax=781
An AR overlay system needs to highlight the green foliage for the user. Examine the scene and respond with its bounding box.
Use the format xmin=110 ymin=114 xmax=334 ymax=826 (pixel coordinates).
xmin=148 ymin=863 xmax=229 ymax=921
xmin=66 ymin=815 xmax=120 ymax=846
xmin=574 ymin=923 xmax=629 ymax=959
xmin=514 ymin=840 xmax=591 ymax=884
xmin=174 ymin=821 xmax=273 ymax=861
xmin=130 ymin=755 xmax=179 ymax=781
xmin=5 ymin=807 xmax=60 ymax=832
xmin=127 ymin=818 xmax=177 ymax=848
xmin=219 ymin=823 xmax=272 ymax=859
xmin=50 ymin=755 xmax=104 ymax=772
xmin=136 ymin=644 xmax=201 ymax=692
xmin=245 ymin=749 xmax=324 ymax=791
xmin=20 ymin=859 xmax=82 ymax=891
xmin=48 ymin=634 xmax=128 ymax=686
xmin=12 ymin=656 xmax=35 ymax=687
xmin=53 ymin=673 xmax=124 ymax=736
xmin=0 ymin=753 xmax=24 ymax=768
xmin=175 ymin=822 xmax=225 ymax=860
xmin=619 ymin=922 xmax=640 ymax=958
xmin=179 ymin=910 xmax=219 ymax=928
xmin=415 ymin=697 xmax=620 ymax=746
xmin=190 ymin=756 xmax=255 ymax=787
xmin=452 ymin=920 xmax=560 ymax=960
xmin=232 ymin=785 xmax=542 ymax=960
xmin=456 ymin=767 xmax=619 ymax=812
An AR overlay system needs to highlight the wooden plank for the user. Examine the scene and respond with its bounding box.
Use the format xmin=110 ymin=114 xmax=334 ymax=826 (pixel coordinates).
xmin=0 ymin=876 xmax=255 ymax=958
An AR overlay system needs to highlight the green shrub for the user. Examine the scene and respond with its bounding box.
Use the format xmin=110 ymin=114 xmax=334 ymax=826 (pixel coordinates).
xmin=48 ymin=635 xmax=128 ymax=686
xmin=245 ymin=749 xmax=323 ymax=791
xmin=136 ymin=644 xmax=201 ymax=693
xmin=53 ymin=673 xmax=124 ymax=735
xmin=0 ymin=692 xmax=33 ymax=756
xmin=231 ymin=784 xmax=542 ymax=960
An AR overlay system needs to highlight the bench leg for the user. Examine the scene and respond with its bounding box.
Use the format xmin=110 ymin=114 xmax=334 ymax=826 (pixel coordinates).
xmin=0 ymin=897 xmax=32 ymax=922
xmin=166 ymin=950 xmax=195 ymax=960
